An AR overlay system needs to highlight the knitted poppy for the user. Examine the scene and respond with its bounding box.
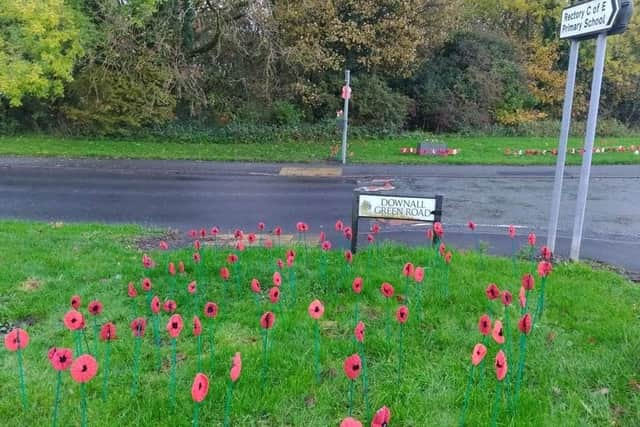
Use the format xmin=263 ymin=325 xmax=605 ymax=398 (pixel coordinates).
xmin=414 ymin=267 xmax=424 ymax=283
xmin=194 ymin=240 xmax=201 ymax=251
xmin=445 ymin=251 xmax=453 ymax=264
xmin=211 ymin=226 xmax=219 ymax=236
xmin=274 ymin=226 xmax=282 ymax=236
xmin=335 ymin=220 xmax=344 ymax=231
xmin=528 ymin=232 xmax=536 ymax=246
xmin=518 ymin=313 xmax=532 ymax=335
xmin=230 ymin=352 xmax=242 ymax=382
xmin=519 ymin=286 xmax=526 ymax=309
xmin=64 ymin=310 xmax=85 ymax=331
xmin=276 ymin=259 xmax=284 ymax=270
xmin=433 ymin=221 xmax=444 ymax=238
xmin=344 ymin=250 xmax=353 ymax=264
xmin=396 ymin=305 xmax=409 ymax=323
xmin=508 ymin=225 xmax=516 ymax=239
xmin=100 ymin=322 xmax=117 ymax=341
xmin=248 ymin=233 xmax=257 ymax=244
xmin=538 ymin=261 xmax=552 ymax=277
xmin=192 ymin=316 xmax=202 ymax=336
xmin=163 ymin=299 xmax=177 ymax=313
xmin=142 ymin=278 xmax=152 ymax=292
xmin=168 ymin=262 xmax=176 ymax=276
xmin=308 ymin=299 xmax=324 ymax=320
xmin=340 ymin=418 xmax=362 ymax=427
xmin=4 ymin=328 xmax=29 ymax=352
xmin=471 ymin=343 xmax=487 ymax=366
xmin=367 ymin=234 xmax=374 ymax=243
xmin=227 ymin=254 xmax=238 ymax=264
xmin=426 ymin=228 xmax=434 ymax=241
xmin=167 ymin=314 xmax=184 ymax=338
xmin=191 ymin=373 xmax=209 ymax=403
xmin=193 ymin=252 xmax=201 ymax=263
xmin=71 ymin=295 xmax=81 ymax=309
xmin=371 ymin=406 xmax=391 ymax=427
xmin=402 ymin=262 xmax=415 ymax=278
xmin=199 ymin=228 xmax=206 ymax=238
xmin=439 ymin=243 xmax=446 ymax=257
xmin=236 ymin=242 xmax=245 ymax=253
xmin=70 ymin=354 xmax=98 ymax=383
xmin=287 ymin=255 xmax=294 ymax=267
xmin=354 ymin=321 xmax=365 ymax=343
xmin=264 ymin=239 xmax=273 ymax=248
xmin=540 ymin=246 xmax=552 ymax=260
xmin=189 ymin=230 xmax=197 ymax=238
xmin=371 ymin=223 xmax=380 ymax=234
xmin=352 ymin=277 xmax=363 ymax=294
xmin=130 ymin=318 xmax=146 ymax=337
xmin=234 ymin=229 xmax=244 ymax=240
xmin=258 ymin=222 xmax=265 ymax=231
xmin=495 ymin=350 xmax=507 ymax=381
xmin=251 ymin=278 xmax=261 ymax=293
xmin=142 ymin=254 xmax=154 ymax=269
xmin=521 ymin=273 xmax=535 ymax=291
xmin=321 ymin=240 xmax=332 ymax=251
xmin=188 ymin=281 xmax=197 ymax=295
xmin=343 ymin=227 xmax=353 ymax=240
xmin=260 ymin=311 xmax=275 ymax=329
xmin=485 ymin=283 xmax=500 ymax=300
xmin=49 ymin=348 xmax=73 ymax=371
xmin=159 ymin=241 xmax=169 ymax=250
xmin=492 ymin=320 xmax=505 ymax=345
xmin=269 ymin=287 xmax=280 ymax=303
xmin=204 ymin=302 xmax=218 ymax=318
xmin=178 ymin=261 xmax=185 ymax=273
xmin=343 ymin=354 xmax=362 ymax=380
xmin=127 ymin=282 xmax=137 ymax=298
xmin=273 ymin=271 xmax=282 ymax=287
xmin=380 ymin=282 xmax=394 ymax=298
xmin=478 ymin=314 xmax=491 ymax=336
xmin=501 ymin=291 xmax=513 ymax=306
xmin=151 ymin=295 xmax=161 ymax=314
xmin=88 ymin=300 xmax=103 ymax=316
xmin=286 ymin=249 xmax=296 ymax=260
xmin=220 ymin=267 xmax=230 ymax=281
xmin=467 ymin=221 xmax=476 ymax=231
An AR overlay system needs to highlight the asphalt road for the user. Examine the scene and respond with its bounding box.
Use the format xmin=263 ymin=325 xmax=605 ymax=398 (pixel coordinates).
xmin=1 ymin=157 xmax=639 ymax=273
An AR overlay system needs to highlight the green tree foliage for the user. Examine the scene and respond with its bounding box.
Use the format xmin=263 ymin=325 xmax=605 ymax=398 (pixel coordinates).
xmin=350 ymin=75 xmax=411 ymax=132
xmin=0 ymin=0 xmax=84 ymax=106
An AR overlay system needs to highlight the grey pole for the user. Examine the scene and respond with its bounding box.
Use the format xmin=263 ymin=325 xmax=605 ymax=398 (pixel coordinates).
xmin=341 ymin=70 xmax=351 ymax=165
xmin=546 ymin=40 xmax=580 ymax=254
xmin=570 ymin=33 xmax=608 ymax=261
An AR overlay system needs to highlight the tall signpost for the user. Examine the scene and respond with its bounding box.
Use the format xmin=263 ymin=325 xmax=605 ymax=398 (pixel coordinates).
xmin=547 ymin=0 xmax=632 ymax=260
xmin=340 ymin=70 xmax=352 ymax=165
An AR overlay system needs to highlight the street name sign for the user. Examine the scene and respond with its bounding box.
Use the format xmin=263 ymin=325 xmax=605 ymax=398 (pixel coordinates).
xmin=560 ymin=0 xmax=619 ymax=39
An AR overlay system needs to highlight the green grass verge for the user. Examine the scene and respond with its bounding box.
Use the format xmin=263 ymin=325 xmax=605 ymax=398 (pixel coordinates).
xmin=1 ymin=135 xmax=639 ymax=165
xmin=0 ymin=221 xmax=639 ymax=426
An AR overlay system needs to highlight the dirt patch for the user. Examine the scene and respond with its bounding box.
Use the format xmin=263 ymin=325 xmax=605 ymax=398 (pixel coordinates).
xmin=20 ymin=278 xmax=42 ymax=292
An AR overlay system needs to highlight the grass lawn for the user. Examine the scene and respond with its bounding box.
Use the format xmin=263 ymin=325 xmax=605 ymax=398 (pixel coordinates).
xmin=0 ymin=221 xmax=639 ymax=426
xmin=1 ymin=134 xmax=639 ymax=165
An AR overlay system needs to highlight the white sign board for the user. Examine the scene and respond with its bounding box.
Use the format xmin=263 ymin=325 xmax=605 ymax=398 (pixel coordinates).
xmin=358 ymin=194 xmax=436 ymax=222
xmin=560 ymin=0 xmax=620 ymax=39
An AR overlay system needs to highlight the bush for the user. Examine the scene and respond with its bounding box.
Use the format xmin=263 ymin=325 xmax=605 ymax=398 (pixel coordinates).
xmin=270 ymin=101 xmax=303 ymax=126
xmin=460 ymin=118 xmax=637 ymax=137
xmin=349 ymin=75 xmax=411 ymax=133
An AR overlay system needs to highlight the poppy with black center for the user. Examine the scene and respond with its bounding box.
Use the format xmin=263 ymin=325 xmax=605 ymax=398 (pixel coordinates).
xmin=64 ymin=310 xmax=85 ymax=331
xmin=163 ymin=300 xmax=177 ymax=313
xmin=343 ymin=354 xmax=362 ymax=380
xmin=141 ymin=278 xmax=152 ymax=292
xmin=204 ymin=302 xmax=218 ymax=318
xmin=151 ymin=296 xmax=161 ymax=314
xmin=380 ymin=282 xmax=394 ymax=298
xmin=193 ymin=316 xmax=202 ymax=336
xmin=191 ymin=373 xmax=209 ymax=402
xmin=70 ymin=354 xmax=98 ymax=383
xmin=518 ymin=313 xmax=532 ymax=335
xmin=396 ymin=306 xmax=409 ymax=324
xmin=269 ymin=287 xmax=280 ymax=304
xmin=471 ymin=343 xmax=487 ymax=366
xmin=127 ymin=282 xmax=138 ymax=298
xmin=260 ymin=311 xmax=275 ymax=329
xmin=49 ymin=348 xmax=73 ymax=371
xmin=371 ymin=405 xmax=391 ymax=427
xmin=88 ymin=300 xmax=103 ymax=316
xmin=492 ymin=320 xmax=505 ymax=345
xmin=352 ymin=277 xmax=363 ymax=294
xmin=4 ymin=328 xmax=29 ymax=352
xmin=354 ymin=321 xmax=365 ymax=343
xmin=130 ymin=317 xmax=146 ymax=337
xmin=485 ymin=283 xmax=500 ymax=300
xmin=521 ymin=273 xmax=535 ymax=291
xmin=501 ymin=291 xmax=513 ymax=306
xmin=71 ymin=295 xmax=81 ymax=309
xmin=495 ymin=350 xmax=507 ymax=381
xmin=167 ymin=314 xmax=184 ymax=338
xmin=308 ymin=300 xmax=324 ymax=320
xmin=100 ymin=322 xmax=117 ymax=341
xmin=478 ymin=314 xmax=491 ymax=336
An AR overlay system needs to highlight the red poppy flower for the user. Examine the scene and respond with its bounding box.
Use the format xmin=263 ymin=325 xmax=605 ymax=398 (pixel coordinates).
xmin=4 ymin=328 xmax=29 ymax=352
xmin=151 ymin=295 xmax=161 ymax=314
xmin=528 ymin=232 xmax=536 ymax=246
xmin=518 ymin=313 xmax=532 ymax=335
xmin=159 ymin=241 xmax=169 ymax=250
xmin=352 ymin=277 xmax=363 ymax=294
xmin=230 ymin=352 xmax=242 ymax=382
xmin=287 ymin=255 xmax=294 ymax=267
xmin=269 ymin=287 xmax=280 ymax=303
xmin=485 ymin=283 xmax=500 ymax=300
xmin=168 ymin=262 xmax=176 ymax=276
xmin=264 ymin=239 xmax=273 ymax=248
xmin=508 ymin=225 xmax=516 ymax=239
xmin=199 ymin=228 xmax=206 ymax=238
xmin=227 ymin=254 xmax=238 ymax=264
xmin=433 ymin=222 xmax=444 ymax=238
xmin=260 ymin=311 xmax=275 ymax=329
xmin=343 ymin=353 xmax=362 ymax=380
xmin=426 ymin=228 xmax=434 ymax=241
xmin=501 ymin=291 xmax=512 ymax=306
xmin=234 ymin=229 xmax=244 ymax=240
xmin=142 ymin=278 xmax=152 ymax=292
xmin=276 ymin=259 xmax=284 ymax=269
xmin=251 ymin=278 xmax=261 ymax=293
xmin=380 ymin=282 xmax=394 ymax=298
xmin=396 ymin=305 xmax=409 ymax=323
xmin=340 ymin=418 xmax=362 ymax=427
xmin=193 ymin=316 xmax=202 ymax=336
xmin=492 ymin=320 xmax=505 ymax=345
xmin=519 ymin=286 xmax=526 ymax=309
xmin=296 ymin=222 xmax=304 ymax=232
xmin=371 ymin=406 xmax=391 ymax=427
xmin=244 ymin=233 xmax=255 ymax=244
xmin=193 ymin=252 xmax=201 ymax=263
xmin=335 ymin=220 xmax=344 ymax=231
xmin=189 ymin=229 xmax=197 ymax=239
xmin=321 ymin=240 xmax=332 ymax=251
xmin=100 ymin=322 xmax=117 ymax=341
xmin=127 ymin=282 xmax=137 ymax=298
xmin=468 ymin=221 xmax=476 ymax=231
xmin=369 ymin=223 xmax=380 ymax=235
xmin=471 ymin=343 xmax=487 ymax=366
xmin=64 ymin=310 xmax=85 ymax=331
xmin=178 ymin=261 xmax=185 ymax=273
xmin=191 ymin=373 xmax=209 ymax=403
xmin=49 ymin=348 xmax=73 ymax=371
xmin=367 ymin=233 xmax=375 ymax=243
xmin=344 ymin=250 xmax=353 ymax=264
xmin=87 ymin=300 xmax=103 ymax=316
xmin=211 ymin=226 xmax=219 ymax=236
xmin=308 ymin=299 xmax=324 ymax=319
xmin=258 ymin=222 xmax=265 ymax=231
xmin=402 ymin=262 xmax=415 ymax=278
xmin=274 ymin=226 xmax=282 ymax=236
xmin=194 ymin=240 xmax=201 ymax=251
xmin=163 ymin=299 xmax=177 ymax=313
xmin=521 ymin=273 xmax=535 ymax=291
xmin=142 ymin=253 xmax=155 ymax=269
xmin=48 ymin=347 xmax=58 ymax=361
xmin=70 ymin=354 xmax=98 ymax=383
xmin=478 ymin=314 xmax=491 ymax=336
xmin=354 ymin=321 xmax=365 ymax=343
xmin=188 ymin=281 xmax=197 ymax=295
xmin=130 ymin=318 xmax=146 ymax=337
xmin=343 ymin=227 xmax=353 ymax=240
xmin=540 ymin=246 xmax=552 ymax=260
xmin=538 ymin=261 xmax=552 ymax=277
xmin=273 ymin=271 xmax=282 ymax=287
xmin=495 ymin=350 xmax=507 ymax=381
xmin=70 ymin=295 xmax=81 ymax=309
xmin=167 ymin=314 xmax=184 ymax=338
xmin=439 ymin=243 xmax=446 ymax=257
xmin=204 ymin=302 xmax=218 ymax=318
xmin=445 ymin=251 xmax=453 ymax=264
xmin=318 ymin=231 xmax=326 ymax=243
xmin=220 ymin=267 xmax=230 ymax=281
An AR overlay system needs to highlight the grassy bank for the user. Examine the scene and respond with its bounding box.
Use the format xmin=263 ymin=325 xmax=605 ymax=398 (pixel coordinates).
xmin=0 ymin=221 xmax=638 ymax=426
xmin=1 ymin=135 xmax=639 ymax=165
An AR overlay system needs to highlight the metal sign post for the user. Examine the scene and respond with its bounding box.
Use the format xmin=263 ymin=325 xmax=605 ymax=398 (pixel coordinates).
xmin=340 ymin=70 xmax=351 ymax=165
